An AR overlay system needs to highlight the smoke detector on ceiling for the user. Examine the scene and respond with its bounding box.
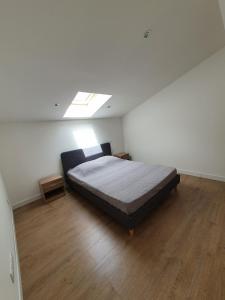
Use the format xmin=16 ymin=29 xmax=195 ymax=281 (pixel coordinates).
xmin=144 ymin=29 xmax=152 ymax=39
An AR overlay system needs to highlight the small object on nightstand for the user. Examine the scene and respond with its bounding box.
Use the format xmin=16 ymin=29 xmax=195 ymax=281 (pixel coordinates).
xmin=39 ymin=175 xmax=65 ymax=202
xmin=113 ymin=152 xmax=131 ymax=160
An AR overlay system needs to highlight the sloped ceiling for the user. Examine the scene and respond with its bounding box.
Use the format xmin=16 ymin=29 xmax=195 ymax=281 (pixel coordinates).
xmin=0 ymin=0 xmax=225 ymax=121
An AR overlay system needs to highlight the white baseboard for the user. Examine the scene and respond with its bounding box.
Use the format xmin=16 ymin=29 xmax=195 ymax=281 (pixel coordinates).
xmin=177 ymin=169 xmax=225 ymax=182
xmin=12 ymin=193 xmax=42 ymax=210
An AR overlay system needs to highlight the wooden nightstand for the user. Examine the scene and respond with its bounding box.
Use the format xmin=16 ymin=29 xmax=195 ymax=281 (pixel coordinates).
xmin=39 ymin=175 xmax=65 ymax=202
xmin=113 ymin=152 xmax=131 ymax=160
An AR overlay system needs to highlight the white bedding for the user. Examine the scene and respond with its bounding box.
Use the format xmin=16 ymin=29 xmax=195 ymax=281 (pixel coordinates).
xmin=68 ymin=156 xmax=177 ymax=214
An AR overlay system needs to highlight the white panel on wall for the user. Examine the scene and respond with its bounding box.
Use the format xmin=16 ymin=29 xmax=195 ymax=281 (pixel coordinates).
xmin=0 ymin=171 xmax=22 ymax=299
xmin=123 ymin=47 xmax=225 ymax=182
xmin=0 ymin=118 xmax=124 ymax=207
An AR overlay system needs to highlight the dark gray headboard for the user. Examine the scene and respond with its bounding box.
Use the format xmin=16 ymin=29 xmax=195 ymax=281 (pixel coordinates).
xmin=61 ymin=142 xmax=111 ymax=178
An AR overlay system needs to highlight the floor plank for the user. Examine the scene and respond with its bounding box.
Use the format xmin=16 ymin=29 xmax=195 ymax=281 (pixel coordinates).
xmin=14 ymin=175 xmax=225 ymax=300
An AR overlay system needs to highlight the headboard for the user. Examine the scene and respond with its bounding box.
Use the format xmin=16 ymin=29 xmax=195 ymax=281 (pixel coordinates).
xmin=61 ymin=142 xmax=111 ymax=178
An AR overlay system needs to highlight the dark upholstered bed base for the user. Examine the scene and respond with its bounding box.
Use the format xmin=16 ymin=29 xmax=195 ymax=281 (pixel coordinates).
xmin=66 ymin=174 xmax=180 ymax=230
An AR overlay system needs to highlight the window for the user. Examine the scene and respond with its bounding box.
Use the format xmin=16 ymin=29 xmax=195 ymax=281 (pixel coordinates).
xmin=64 ymin=91 xmax=112 ymax=118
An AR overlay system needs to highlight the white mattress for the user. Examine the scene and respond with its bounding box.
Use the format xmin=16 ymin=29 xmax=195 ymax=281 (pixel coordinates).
xmin=68 ymin=156 xmax=177 ymax=215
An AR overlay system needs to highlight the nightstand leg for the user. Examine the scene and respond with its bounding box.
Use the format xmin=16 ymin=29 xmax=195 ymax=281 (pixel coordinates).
xmin=129 ymin=229 xmax=134 ymax=237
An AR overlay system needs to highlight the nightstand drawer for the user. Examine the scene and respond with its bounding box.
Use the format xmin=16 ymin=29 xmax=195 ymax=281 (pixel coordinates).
xmin=41 ymin=179 xmax=64 ymax=192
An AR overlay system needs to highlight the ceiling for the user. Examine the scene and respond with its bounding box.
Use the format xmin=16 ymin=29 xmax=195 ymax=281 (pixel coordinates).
xmin=0 ymin=0 xmax=225 ymax=121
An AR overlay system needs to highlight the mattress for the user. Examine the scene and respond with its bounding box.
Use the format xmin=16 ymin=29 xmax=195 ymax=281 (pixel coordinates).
xmin=68 ymin=156 xmax=177 ymax=215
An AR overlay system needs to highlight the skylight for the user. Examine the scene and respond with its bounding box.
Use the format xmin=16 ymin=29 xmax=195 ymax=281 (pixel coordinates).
xmin=63 ymin=92 xmax=112 ymax=118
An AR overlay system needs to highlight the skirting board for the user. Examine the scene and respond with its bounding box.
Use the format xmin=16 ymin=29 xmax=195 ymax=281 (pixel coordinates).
xmin=177 ymin=169 xmax=225 ymax=182
xmin=12 ymin=193 xmax=42 ymax=210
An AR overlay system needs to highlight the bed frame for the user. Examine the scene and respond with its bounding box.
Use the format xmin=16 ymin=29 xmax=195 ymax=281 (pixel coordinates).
xmin=61 ymin=143 xmax=180 ymax=235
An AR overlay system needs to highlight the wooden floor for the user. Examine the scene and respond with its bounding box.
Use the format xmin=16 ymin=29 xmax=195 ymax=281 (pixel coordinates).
xmin=14 ymin=175 xmax=225 ymax=300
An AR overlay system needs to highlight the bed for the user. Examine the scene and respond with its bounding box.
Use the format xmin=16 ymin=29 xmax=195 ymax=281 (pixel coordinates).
xmin=61 ymin=143 xmax=180 ymax=235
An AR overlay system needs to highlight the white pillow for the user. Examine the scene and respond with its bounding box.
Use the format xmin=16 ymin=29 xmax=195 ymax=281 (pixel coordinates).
xmin=69 ymin=155 xmax=119 ymax=177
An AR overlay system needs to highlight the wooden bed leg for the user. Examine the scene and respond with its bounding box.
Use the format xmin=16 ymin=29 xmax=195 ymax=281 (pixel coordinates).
xmin=129 ymin=229 xmax=134 ymax=237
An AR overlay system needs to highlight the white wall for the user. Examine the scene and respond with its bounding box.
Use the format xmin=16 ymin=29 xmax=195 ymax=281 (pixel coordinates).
xmin=0 ymin=118 xmax=124 ymax=207
xmin=0 ymin=171 xmax=22 ymax=300
xmin=123 ymin=47 xmax=225 ymax=182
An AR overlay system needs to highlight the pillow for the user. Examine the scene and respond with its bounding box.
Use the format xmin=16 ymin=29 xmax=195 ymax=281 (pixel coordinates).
xmin=68 ymin=155 xmax=119 ymax=177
